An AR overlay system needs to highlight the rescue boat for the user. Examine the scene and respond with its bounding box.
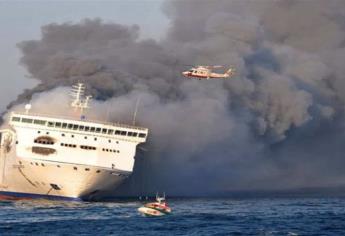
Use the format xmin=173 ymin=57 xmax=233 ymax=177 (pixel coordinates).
xmin=138 ymin=193 xmax=171 ymax=216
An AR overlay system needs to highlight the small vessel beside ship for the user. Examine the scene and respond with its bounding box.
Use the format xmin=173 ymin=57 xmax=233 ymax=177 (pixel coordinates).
xmin=138 ymin=193 xmax=172 ymax=216
xmin=0 ymin=83 xmax=148 ymax=201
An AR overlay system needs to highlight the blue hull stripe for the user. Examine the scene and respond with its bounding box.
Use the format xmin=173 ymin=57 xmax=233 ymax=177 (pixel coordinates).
xmin=0 ymin=191 xmax=81 ymax=201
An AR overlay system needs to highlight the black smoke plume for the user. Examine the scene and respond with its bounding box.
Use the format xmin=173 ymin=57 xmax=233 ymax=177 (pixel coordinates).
xmin=4 ymin=0 xmax=345 ymax=196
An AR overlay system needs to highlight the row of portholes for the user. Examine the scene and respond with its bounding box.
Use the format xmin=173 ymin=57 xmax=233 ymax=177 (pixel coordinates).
xmin=102 ymin=148 xmax=120 ymax=153
xmin=37 ymin=131 xmax=49 ymax=135
xmin=34 ymin=140 xmax=54 ymax=145
xmin=37 ymin=130 xmax=120 ymax=144
xmin=60 ymin=143 xmax=77 ymax=148
xmin=60 ymin=143 xmax=119 ymax=153
xmin=61 ymin=132 xmax=120 ymax=144
xmin=25 ymin=161 xmax=103 ymax=174
xmin=80 ymin=145 xmax=97 ymax=150
xmin=29 ymin=162 xmax=46 ymax=167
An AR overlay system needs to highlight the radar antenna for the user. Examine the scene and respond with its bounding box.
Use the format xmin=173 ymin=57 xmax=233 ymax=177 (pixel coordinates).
xmin=132 ymin=97 xmax=141 ymax=126
xmin=70 ymin=83 xmax=92 ymax=116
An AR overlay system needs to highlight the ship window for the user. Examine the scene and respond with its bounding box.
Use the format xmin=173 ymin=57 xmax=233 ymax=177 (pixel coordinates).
xmin=73 ymin=124 xmax=78 ymax=130
xmin=139 ymin=133 xmax=146 ymax=138
xmin=62 ymin=133 xmax=65 ymax=137
xmin=79 ymin=125 xmax=84 ymax=131
xmin=115 ymin=130 xmax=121 ymax=135
xmin=132 ymin=132 xmax=138 ymax=137
xmin=90 ymin=127 xmax=96 ymax=132
xmin=57 ymin=165 xmax=60 ymax=168
xmin=68 ymin=123 xmax=73 ymax=129
xmin=62 ymin=123 xmax=67 ymax=129
xmin=48 ymin=122 xmax=54 ymax=127
xmin=84 ymin=136 xmax=87 ymax=139
xmin=128 ymin=132 xmax=133 ymax=136
xmin=22 ymin=118 xmax=33 ymax=123
xmin=55 ymin=122 xmax=62 ymax=128
xmin=96 ymin=170 xmax=101 ymax=173
xmin=85 ymin=126 xmax=90 ymax=131
xmin=108 ymin=140 xmax=111 ymax=143
xmin=71 ymin=135 xmax=74 ymax=138
xmin=116 ymin=141 xmax=119 ymax=144
xmin=117 ymin=150 xmax=120 ymax=153
xmin=37 ymin=131 xmax=41 ymax=134
xmin=41 ymin=163 xmax=45 ymax=167
xmin=34 ymin=119 xmax=46 ymax=125
xmin=108 ymin=129 xmax=114 ymax=135
xmin=73 ymin=167 xmax=77 ymax=170
xmin=102 ymin=128 xmax=107 ymax=134
xmin=12 ymin=117 xmax=21 ymax=122
xmin=94 ymin=137 xmax=97 ymax=141
xmin=96 ymin=128 xmax=101 ymax=133
xmin=120 ymin=131 xmax=127 ymax=136
xmin=85 ymin=168 xmax=90 ymax=171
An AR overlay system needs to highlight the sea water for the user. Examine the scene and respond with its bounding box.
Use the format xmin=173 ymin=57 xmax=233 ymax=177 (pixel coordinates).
xmin=0 ymin=197 xmax=344 ymax=235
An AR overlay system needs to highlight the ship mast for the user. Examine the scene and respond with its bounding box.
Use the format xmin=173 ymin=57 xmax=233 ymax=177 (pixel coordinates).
xmin=70 ymin=83 xmax=92 ymax=118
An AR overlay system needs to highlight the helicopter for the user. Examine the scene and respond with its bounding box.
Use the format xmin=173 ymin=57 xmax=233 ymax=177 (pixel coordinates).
xmin=182 ymin=65 xmax=235 ymax=80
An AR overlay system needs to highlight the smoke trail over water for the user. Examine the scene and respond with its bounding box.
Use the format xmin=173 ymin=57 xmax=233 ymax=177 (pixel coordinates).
xmin=3 ymin=0 xmax=345 ymax=195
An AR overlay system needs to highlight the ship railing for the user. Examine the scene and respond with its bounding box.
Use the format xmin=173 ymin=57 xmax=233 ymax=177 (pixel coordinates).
xmin=12 ymin=112 xmax=148 ymax=131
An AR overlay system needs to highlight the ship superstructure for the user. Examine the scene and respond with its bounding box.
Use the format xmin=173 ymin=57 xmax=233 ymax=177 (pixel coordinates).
xmin=0 ymin=84 xmax=148 ymax=200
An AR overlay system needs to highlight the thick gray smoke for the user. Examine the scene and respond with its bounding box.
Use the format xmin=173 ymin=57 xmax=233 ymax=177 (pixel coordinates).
xmin=4 ymin=0 xmax=345 ymax=195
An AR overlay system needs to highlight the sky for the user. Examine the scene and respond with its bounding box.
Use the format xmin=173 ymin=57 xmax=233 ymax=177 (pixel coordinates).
xmin=0 ymin=0 xmax=168 ymax=111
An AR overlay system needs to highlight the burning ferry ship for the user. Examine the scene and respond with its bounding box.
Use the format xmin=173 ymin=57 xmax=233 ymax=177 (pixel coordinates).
xmin=0 ymin=83 xmax=148 ymax=201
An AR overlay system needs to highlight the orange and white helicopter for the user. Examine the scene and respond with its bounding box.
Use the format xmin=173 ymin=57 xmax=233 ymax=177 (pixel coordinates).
xmin=182 ymin=65 xmax=235 ymax=80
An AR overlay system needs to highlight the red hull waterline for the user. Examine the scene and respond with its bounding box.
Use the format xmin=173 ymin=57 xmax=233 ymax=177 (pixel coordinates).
xmin=0 ymin=194 xmax=30 ymax=201
xmin=0 ymin=191 xmax=80 ymax=201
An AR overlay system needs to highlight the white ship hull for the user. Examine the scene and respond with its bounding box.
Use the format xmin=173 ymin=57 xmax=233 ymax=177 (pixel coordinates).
xmin=0 ymin=110 xmax=148 ymax=201
xmin=0 ymin=153 xmax=129 ymax=201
